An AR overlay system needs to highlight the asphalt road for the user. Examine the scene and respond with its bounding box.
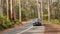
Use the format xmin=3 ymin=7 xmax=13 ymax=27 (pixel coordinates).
xmin=2 ymin=19 xmax=34 ymax=34
xmin=21 ymin=26 xmax=45 ymax=34
xmin=2 ymin=18 xmax=45 ymax=34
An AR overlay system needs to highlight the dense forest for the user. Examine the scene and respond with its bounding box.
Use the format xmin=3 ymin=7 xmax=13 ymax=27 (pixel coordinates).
xmin=0 ymin=0 xmax=60 ymax=30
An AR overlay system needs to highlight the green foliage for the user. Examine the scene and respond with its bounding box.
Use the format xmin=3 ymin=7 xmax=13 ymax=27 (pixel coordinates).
xmin=0 ymin=15 xmax=14 ymax=30
xmin=21 ymin=0 xmax=38 ymax=20
xmin=3 ymin=20 xmax=14 ymax=28
xmin=2 ymin=0 xmax=60 ymax=25
xmin=15 ymin=19 xmax=21 ymax=24
xmin=0 ymin=26 xmax=4 ymax=30
xmin=21 ymin=7 xmax=27 ymax=21
xmin=15 ymin=6 xmax=19 ymax=19
xmin=51 ymin=19 xmax=60 ymax=24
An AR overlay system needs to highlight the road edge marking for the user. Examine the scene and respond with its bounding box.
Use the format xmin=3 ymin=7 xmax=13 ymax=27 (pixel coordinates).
xmin=16 ymin=26 xmax=33 ymax=34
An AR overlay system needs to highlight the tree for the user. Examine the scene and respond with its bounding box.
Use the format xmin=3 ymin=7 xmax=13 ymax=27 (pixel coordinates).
xmin=19 ymin=0 xmax=21 ymax=22
xmin=41 ymin=0 xmax=43 ymax=22
xmin=6 ymin=0 xmax=9 ymax=20
xmin=0 ymin=0 xmax=3 ymax=16
xmin=36 ymin=0 xmax=40 ymax=19
xmin=47 ymin=0 xmax=50 ymax=22
xmin=6 ymin=0 xmax=14 ymax=21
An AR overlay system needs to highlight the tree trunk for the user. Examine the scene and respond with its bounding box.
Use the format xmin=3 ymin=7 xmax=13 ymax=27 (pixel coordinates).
xmin=11 ymin=0 xmax=16 ymax=22
xmin=36 ymin=0 xmax=40 ymax=19
xmin=19 ymin=0 xmax=21 ymax=22
xmin=10 ymin=0 xmax=13 ymax=21
xmin=41 ymin=0 xmax=43 ymax=22
xmin=0 ymin=0 xmax=3 ymax=16
xmin=6 ymin=0 xmax=12 ymax=21
xmin=6 ymin=0 xmax=9 ymax=20
xmin=47 ymin=0 xmax=50 ymax=22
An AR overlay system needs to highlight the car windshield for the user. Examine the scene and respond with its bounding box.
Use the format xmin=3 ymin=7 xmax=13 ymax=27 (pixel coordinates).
xmin=34 ymin=18 xmax=40 ymax=22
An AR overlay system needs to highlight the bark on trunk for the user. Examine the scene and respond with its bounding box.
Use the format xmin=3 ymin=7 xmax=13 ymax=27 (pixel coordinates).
xmin=19 ymin=0 xmax=21 ymax=22
xmin=47 ymin=0 xmax=50 ymax=22
xmin=0 ymin=0 xmax=3 ymax=16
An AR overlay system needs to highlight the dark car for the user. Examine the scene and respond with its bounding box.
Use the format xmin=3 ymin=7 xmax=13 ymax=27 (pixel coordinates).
xmin=33 ymin=18 xmax=42 ymax=26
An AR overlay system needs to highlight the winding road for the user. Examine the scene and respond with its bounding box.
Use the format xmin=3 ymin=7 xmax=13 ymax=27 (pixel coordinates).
xmin=2 ymin=19 xmax=45 ymax=34
xmin=2 ymin=19 xmax=60 ymax=34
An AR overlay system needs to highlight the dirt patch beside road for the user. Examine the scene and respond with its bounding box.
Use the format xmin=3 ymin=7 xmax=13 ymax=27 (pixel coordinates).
xmin=44 ymin=23 xmax=60 ymax=34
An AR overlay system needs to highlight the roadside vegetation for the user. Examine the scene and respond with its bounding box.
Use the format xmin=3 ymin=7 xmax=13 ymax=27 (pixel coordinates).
xmin=0 ymin=0 xmax=60 ymax=30
xmin=0 ymin=15 xmax=14 ymax=30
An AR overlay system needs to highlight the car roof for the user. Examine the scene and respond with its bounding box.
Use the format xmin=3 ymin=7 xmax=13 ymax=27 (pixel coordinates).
xmin=33 ymin=18 xmax=40 ymax=22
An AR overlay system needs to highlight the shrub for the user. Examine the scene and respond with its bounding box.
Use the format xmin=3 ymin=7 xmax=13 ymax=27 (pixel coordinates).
xmin=2 ymin=20 xmax=14 ymax=28
xmin=15 ymin=19 xmax=21 ymax=24
xmin=0 ymin=26 xmax=4 ymax=30
xmin=50 ymin=19 xmax=60 ymax=24
xmin=0 ymin=15 xmax=14 ymax=30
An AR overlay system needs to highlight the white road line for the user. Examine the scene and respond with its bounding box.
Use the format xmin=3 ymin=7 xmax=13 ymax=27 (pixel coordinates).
xmin=16 ymin=26 xmax=33 ymax=34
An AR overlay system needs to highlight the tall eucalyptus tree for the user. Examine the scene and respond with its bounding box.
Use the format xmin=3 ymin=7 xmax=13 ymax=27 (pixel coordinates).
xmin=41 ymin=0 xmax=43 ymax=22
xmin=36 ymin=0 xmax=40 ymax=19
xmin=19 ymin=0 xmax=21 ymax=22
xmin=0 ymin=0 xmax=3 ymax=16
xmin=6 ymin=0 xmax=12 ymax=21
xmin=6 ymin=0 xmax=9 ymax=20
xmin=47 ymin=0 xmax=50 ymax=22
